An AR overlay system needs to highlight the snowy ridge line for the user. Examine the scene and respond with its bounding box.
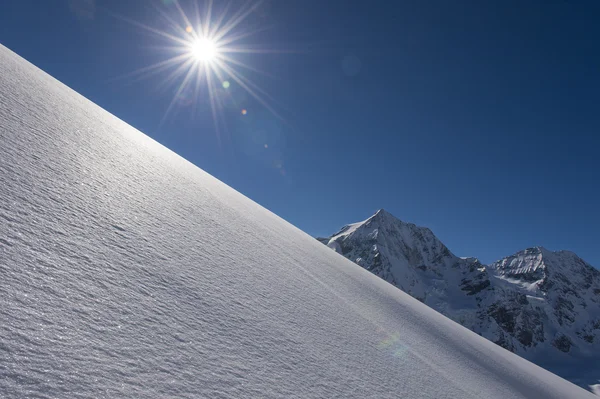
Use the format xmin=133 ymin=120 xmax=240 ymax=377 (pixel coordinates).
xmin=319 ymin=208 xmax=600 ymax=393
xmin=0 ymin=44 xmax=595 ymax=398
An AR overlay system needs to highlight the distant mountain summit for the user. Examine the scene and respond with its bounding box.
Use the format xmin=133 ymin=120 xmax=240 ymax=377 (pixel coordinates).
xmin=318 ymin=209 xmax=476 ymax=301
xmin=318 ymin=210 xmax=600 ymax=389
xmin=488 ymin=247 xmax=600 ymax=354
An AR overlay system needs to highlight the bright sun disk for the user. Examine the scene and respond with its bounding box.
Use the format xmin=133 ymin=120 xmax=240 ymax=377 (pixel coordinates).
xmin=118 ymin=1 xmax=283 ymax=126
xmin=190 ymin=38 xmax=217 ymax=62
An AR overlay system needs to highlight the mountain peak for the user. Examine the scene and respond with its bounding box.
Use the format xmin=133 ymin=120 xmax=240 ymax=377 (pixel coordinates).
xmin=367 ymin=208 xmax=417 ymax=228
xmin=370 ymin=208 xmax=395 ymax=222
xmin=492 ymin=246 xmax=594 ymax=274
xmin=318 ymin=208 xmax=600 ymax=391
xmin=321 ymin=209 xmax=458 ymax=290
xmin=490 ymin=246 xmax=599 ymax=299
xmin=374 ymin=208 xmax=389 ymax=216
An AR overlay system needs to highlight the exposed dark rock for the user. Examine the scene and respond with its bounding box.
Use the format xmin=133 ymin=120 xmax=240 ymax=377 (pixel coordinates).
xmin=517 ymin=330 xmax=533 ymax=347
xmin=552 ymin=335 xmax=572 ymax=353
xmin=460 ymin=279 xmax=491 ymax=296
xmin=579 ymin=333 xmax=594 ymax=343
xmin=517 ymin=294 xmax=529 ymax=305
xmin=554 ymin=297 xmax=575 ymax=326
xmin=495 ymin=331 xmax=515 ymax=352
xmin=316 ymin=237 xmax=329 ymax=245
xmin=489 ymin=304 xmax=516 ymax=333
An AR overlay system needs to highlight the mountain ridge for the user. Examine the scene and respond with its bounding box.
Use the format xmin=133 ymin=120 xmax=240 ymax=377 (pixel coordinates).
xmin=318 ymin=209 xmax=600 ymax=391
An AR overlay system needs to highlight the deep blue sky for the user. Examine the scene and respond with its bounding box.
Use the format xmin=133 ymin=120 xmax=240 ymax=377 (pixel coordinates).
xmin=1 ymin=0 xmax=598 ymax=266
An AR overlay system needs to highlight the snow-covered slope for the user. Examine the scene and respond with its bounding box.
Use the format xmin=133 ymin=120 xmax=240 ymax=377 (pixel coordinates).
xmin=0 ymin=44 xmax=594 ymax=398
xmin=319 ymin=209 xmax=600 ymax=392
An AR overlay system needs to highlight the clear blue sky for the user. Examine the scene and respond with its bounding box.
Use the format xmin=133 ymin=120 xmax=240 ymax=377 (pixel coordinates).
xmin=1 ymin=0 xmax=598 ymax=267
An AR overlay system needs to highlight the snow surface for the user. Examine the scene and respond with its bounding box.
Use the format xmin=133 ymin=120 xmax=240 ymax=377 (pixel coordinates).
xmin=0 ymin=44 xmax=595 ymax=398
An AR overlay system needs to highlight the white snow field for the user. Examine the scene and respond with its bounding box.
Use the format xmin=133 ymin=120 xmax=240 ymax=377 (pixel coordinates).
xmin=0 ymin=44 xmax=594 ymax=399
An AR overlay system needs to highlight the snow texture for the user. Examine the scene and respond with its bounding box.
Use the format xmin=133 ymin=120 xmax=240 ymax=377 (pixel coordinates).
xmin=0 ymin=44 xmax=595 ymax=398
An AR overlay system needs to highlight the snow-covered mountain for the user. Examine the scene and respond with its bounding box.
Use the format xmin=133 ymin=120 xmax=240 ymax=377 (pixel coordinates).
xmin=318 ymin=209 xmax=600 ymax=391
xmin=0 ymin=43 xmax=595 ymax=398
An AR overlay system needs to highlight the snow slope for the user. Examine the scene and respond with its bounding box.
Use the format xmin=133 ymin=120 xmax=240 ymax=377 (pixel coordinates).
xmin=0 ymin=44 xmax=594 ymax=398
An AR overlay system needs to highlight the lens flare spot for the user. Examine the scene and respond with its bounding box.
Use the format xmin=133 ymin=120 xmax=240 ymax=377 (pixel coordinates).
xmin=222 ymin=81 xmax=230 ymax=89
xmin=185 ymin=26 xmax=193 ymax=33
xmin=264 ymin=144 xmax=268 ymax=149
xmin=241 ymin=109 xmax=247 ymax=115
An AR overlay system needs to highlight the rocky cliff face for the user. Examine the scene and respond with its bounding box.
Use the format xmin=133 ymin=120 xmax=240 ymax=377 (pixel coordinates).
xmin=488 ymin=247 xmax=600 ymax=355
xmin=318 ymin=210 xmax=600 ymax=388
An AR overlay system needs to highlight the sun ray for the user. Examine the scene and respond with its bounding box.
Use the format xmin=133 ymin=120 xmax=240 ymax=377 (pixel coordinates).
xmin=204 ymin=63 xmax=223 ymax=143
xmin=154 ymin=4 xmax=193 ymax=39
xmin=215 ymin=59 xmax=284 ymax=121
xmin=208 ymin=1 xmax=232 ymax=39
xmin=192 ymin=63 xmax=205 ymax=118
xmin=191 ymin=1 xmax=204 ymax=40
xmin=219 ymin=60 xmax=279 ymax=107
xmin=216 ymin=24 xmax=274 ymax=47
xmin=160 ymin=60 xmax=198 ymax=126
xmin=218 ymin=46 xmax=300 ymax=54
xmin=108 ymin=53 xmax=190 ymax=84
xmin=219 ymin=54 xmax=277 ymax=78
xmin=211 ymin=0 xmax=264 ymax=43
xmin=156 ymin=58 xmax=196 ymax=92
xmin=108 ymin=10 xmax=190 ymax=47
xmin=174 ymin=1 xmax=198 ymax=40
xmin=111 ymin=0 xmax=285 ymax=131
xmin=203 ymin=0 xmax=214 ymax=39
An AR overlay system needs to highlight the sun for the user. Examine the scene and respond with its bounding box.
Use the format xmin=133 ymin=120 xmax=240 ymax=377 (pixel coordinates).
xmin=190 ymin=38 xmax=218 ymax=62
xmin=115 ymin=0 xmax=284 ymax=126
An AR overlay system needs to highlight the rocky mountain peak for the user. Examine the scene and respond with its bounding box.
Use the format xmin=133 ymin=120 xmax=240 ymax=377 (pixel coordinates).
xmin=373 ymin=208 xmax=389 ymax=218
xmin=490 ymin=246 xmax=600 ymax=295
xmin=321 ymin=210 xmax=468 ymax=301
xmin=490 ymin=246 xmax=548 ymax=284
xmin=317 ymin=210 xmax=600 ymax=390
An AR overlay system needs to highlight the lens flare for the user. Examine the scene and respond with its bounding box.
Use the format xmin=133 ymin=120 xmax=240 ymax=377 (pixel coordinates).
xmin=377 ymin=332 xmax=409 ymax=360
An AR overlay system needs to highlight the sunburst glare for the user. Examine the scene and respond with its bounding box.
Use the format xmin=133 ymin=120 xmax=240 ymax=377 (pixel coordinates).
xmin=112 ymin=0 xmax=284 ymax=129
